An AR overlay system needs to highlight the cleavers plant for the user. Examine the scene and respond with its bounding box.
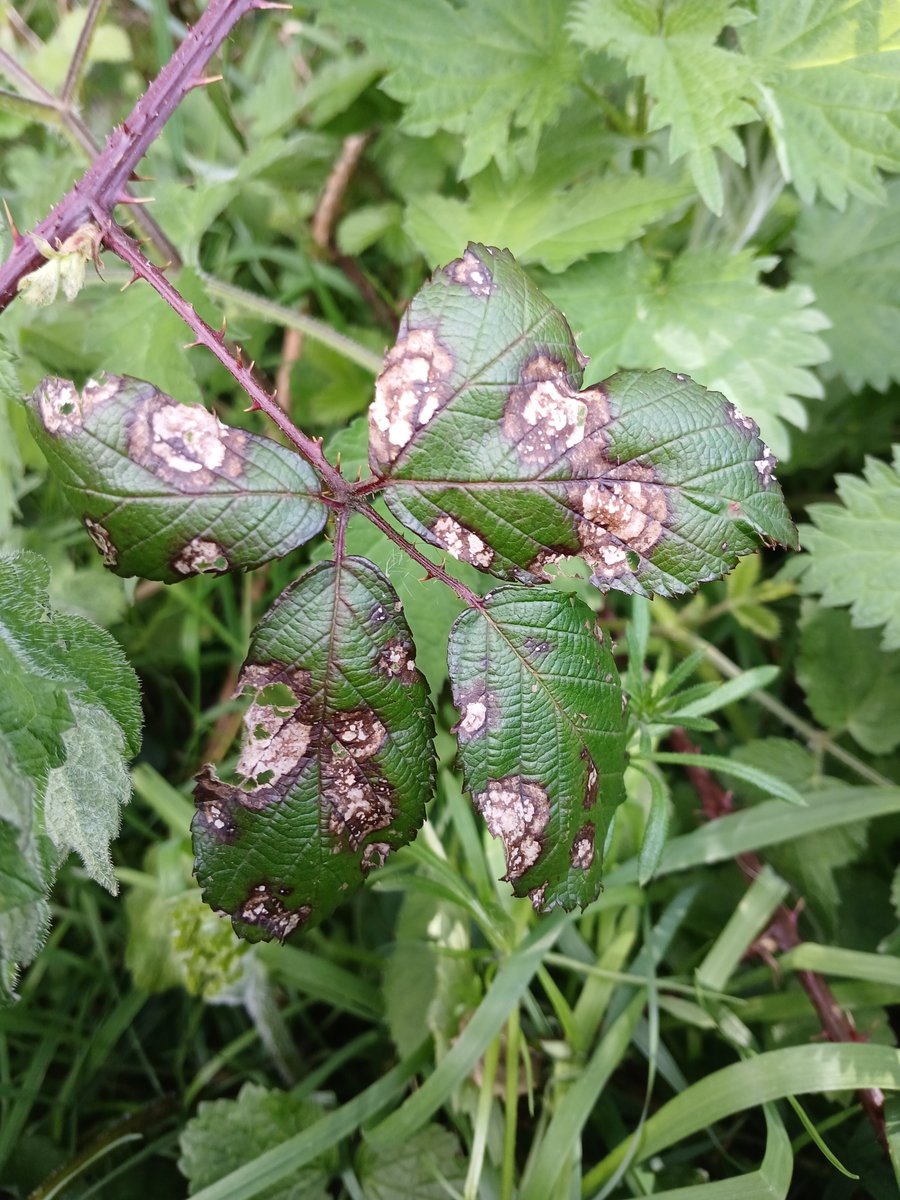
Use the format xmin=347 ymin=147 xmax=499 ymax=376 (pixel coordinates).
xmin=23 ymin=237 xmax=794 ymax=940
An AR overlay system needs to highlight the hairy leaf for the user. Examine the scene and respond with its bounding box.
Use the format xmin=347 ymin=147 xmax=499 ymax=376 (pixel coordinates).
xmin=325 ymin=0 xmax=580 ymax=178
xmin=178 ymin=1082 xmax=335 ymax=1198
xmin=798 ymin=603 xmax=900 ymax=756
xmin=372 ymin=244 xmax=796 ymax=600
xmin=740 ymin=0 xmax=900 ymax=207
xmin=800 ymin=449 xmax=900 ymax=650
xmin=794 ymin=182 xmax=900 ymax=393
xmin=193 ymin=557 xmax=436 ymax=940
xmin=0 ymin=551 xmax=141 ymax=1001
xmin=24 ymin=374 xmax=327 ymax=583
xmin=571 ymin=0 xmax=756 ymax=213
xmin=449 ymin=587 xmax=627 ymax=910
xmin=545 ymin=245 xmax=829 ymax=458
xmin=356 ymin=1123 xmax=467 ymax=1199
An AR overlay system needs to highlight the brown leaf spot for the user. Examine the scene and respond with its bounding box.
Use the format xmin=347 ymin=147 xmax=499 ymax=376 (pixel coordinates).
xmin=583 ymin=756 xmax=599 ymax=811
xmin=754 ymin=446 xmax=777 ymax=489
xmin=370 ymin=327 xmax=454 ymax=469
xmin=83 ymin=516 xmax=118 ymax=567
xmin=193 ymin=768 xmax=240 ymax=841
xmin=567 ymin=476 xmax=667 ymax=582
xmin=502 ymin=354 xmax=609 ymax=467
xmin=431 ymin=515 xmax=494 ymax=568
xmin=235 ymin=664 xmax=312 ymax=787
xmin=324 ymin=757 xmax=394 ymax=850
xmin=447 ymin=248 xmax=494 ymax=297
xmin=34 ymin=374 xmax=119 ymax=436
xmin=570 ymin=822 xmax=595 ymax=871
xmin=452 ymin=682 xmax=497 ymax=741
xmin=239 ymin=882 xmax=310 ymax=941
xmin=376 ymin=637 xmax=419 ymax=685
xmin=331 ymin=709 xmax=387 ymax=759
xmin=128 ymin=391 xmax=247 ymax=491
xmin=529 ymin=883 xmax=548 ymax=912
xmin=474 ymin=776 xmax=550 ymax=880
xmin=724 ymin=400 xmax=759 ymax=437
xmin=361 ymin=841 xmax=392 ymax=873
xmin=172 ymin=536 xmax=230 ymax=577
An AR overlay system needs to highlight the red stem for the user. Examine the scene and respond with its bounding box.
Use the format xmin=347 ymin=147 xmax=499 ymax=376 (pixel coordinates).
xmin=0 ymin=0 xmax=263 ymax=309
xmin=100 ymin=219 xmax=347 ymax=497
xmin=360 ymin=504 xmax=485 ymax=609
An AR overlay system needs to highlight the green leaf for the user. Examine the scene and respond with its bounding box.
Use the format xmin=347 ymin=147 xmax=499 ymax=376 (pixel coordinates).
xmin=0 ymin=334 xmax=23 ymax=539
xmin=799 ymin=447 xmax=900 ymax=650
xmin=356 ymin=1124 xmax=466 ymax=1200
xmin=325 ymin=0 xmax=580 ymax=178
xmin=0 ymin=551 xmax=141 ymax=1001
xmin=570 ymin=0 xmax=756 ymax=213
xmin=798 ymin=602 xmax=900 ymax=755
xmin=178 ymin=1083 xmax=336 ymax=1199
xmin=24 ymin=374 xmax=326 ymax=583
xmin=448 ymin=587 xmax=627 ymax=910
xmin=739 ymin=0 xmax=900 ymax=207
xmin=372 ymin=244 xmax=796 ymax=600
xmin=794 ymin=181 xmax=900 ymax=393
xmin=193 ymin=557 xmax=436 ymax=940
xmin=545 ymin=244 xmax=829 ymax=458
xmin=405 ymin=162 xmax=693 ymax=271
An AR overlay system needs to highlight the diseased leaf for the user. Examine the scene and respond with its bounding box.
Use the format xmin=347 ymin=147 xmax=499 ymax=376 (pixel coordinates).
xmin=356 ymin=1123 xmax=467 ymax=1200
xmin=797 ymin=603 xmax=900 ymax=756
xmin=739 ymin=0 xmax=900 ymax=208
xmin=0 ymin=551 xmax=141 ymax=1002
xmin=571 ymin=0 xmax=756 ymax=213
xmin=794 ymin=182 xmax=900 ymax=393
xmin=24 ymin=374 xmax=327 ymax=583
xmin=372 ymin=244 xmax=796 ymax=600
xmin=178 ymin=1082 xmax=335 ymax=1198
xmin=193 ymin=556 xmax=436 ymax=940
xmin=800 ymin=449 xmax=900 ymax=651
xmin=325 ymin=0 xmax=580 ymax=178
xmin=448 ymin=587 xmax=627 ymax=910
xmin=545 ymin=244 xmax=829 ymax=458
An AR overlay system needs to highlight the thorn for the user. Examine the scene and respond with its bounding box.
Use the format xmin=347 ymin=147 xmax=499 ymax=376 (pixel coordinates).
xmin=159 ymin=260 xmax=173 ymax=273
xmin=186 ymin=74 xmax=223 ymax=91
xmin=244 ymin=400 xmax=263 ymax=413
xmin=128 ymin=171 xmax=155 ymax=183
xmin=115 ymin=194 xmax=156 ymax=206
xmin=335 ymin=450 xmax=342 ymax=473
xmin=120 ymin=272 xmax=142 ymax=292
xmin=355 ymin=467 xmax=362 ymax=482
xmin=236 ymin=346 xmax=244 ymax=368
xmin=184 ymin=339 xmax=204 ymax=349
xmin=2 ymin=200 xmax=22 ymax=247
xmin=216 ymin=317 xmax=227 ymax=342
xmin=247 ymin=359 xmax=255 ymax=374
xmin=417 ymin=570 xmax=435 ymax=583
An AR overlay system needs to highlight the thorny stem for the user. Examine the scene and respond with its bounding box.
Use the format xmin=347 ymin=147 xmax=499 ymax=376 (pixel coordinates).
xmin=0 ymin=0 xmax=268 ymax=308
xmin=100 ymin=219 xmax=348 ymax=498
xmin=359 ymin=504 xmax=485 ymax=610
xmin=670 ymin=728 xmax=889 ymax=1154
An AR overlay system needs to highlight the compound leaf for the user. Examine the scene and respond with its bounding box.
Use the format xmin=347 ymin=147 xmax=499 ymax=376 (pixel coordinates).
xmin=571 ymin=0 xmax=756 ymax=214
xmin=448 ymin=587 xmax=627 ymax=910
xmin=193 ymin=556 xmax=436 ymax=941
xmin=371 ymin=243 xmax=796 ymax=600
xmin=24 ymin=374 xmax=327 ymax=583
xmin=325 ymin=0 xmax=580 ymax=178
xmin=799 ymin=448 xmax=900 ymax=651
xmin=794 ymin=181 xmax=900 ymax=393
xmin=545 ymin=244 xmax=829 ymax=458
xmin=0 ymin=551 xmax=141 ymax=1001
xmin=740 ymin=0 xmax=900 ymax=208
xmin=356 ymin=1123 xmax=467 ymax=1200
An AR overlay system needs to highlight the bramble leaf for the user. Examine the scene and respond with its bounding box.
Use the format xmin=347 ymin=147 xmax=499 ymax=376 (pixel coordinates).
xmin=356 ymin=1123 xmax=467 ymax=1199
xmin=193 ymin=557 xmax=436 ymax=941
xmin=24 ymin=374 xmax=327 ymax=583
xmin=545 ymin=245 xmax=829 ymax=458
xmin=448 ymin=587 xmax=627 ymax=910
xmin=371 ymin=243 xmax=796 ymax=600
xmin=325 ymin=0 xmax=580 ymax=178
xmin=570 ymin=0 xmax=756 ymax=213
xmin=0 ymin=551 xmax=141 ymax=1002
xmin=739 ymin=0 xmax=900 ymax=208
xmin=799 ymin=448 xmax=900 ymax=651
xmin=794 ymin=181 xmax=900 ymax=393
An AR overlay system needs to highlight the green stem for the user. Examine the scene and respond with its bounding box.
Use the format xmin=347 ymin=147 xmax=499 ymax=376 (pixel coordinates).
xmin=501 ymin=1005 xmax=521 ymax=1200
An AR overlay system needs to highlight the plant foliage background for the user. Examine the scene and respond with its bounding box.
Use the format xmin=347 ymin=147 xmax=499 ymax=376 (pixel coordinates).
xmin=1 ymin=1 xmax=900 ymax=1197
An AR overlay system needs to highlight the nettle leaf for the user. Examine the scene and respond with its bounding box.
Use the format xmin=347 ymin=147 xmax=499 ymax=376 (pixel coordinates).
xmin=544 ymin=245 xmax=829 ymax=459
xmin=0 ymin=551 xmax=141 ymax=1001
xmin=448 ymin=587 xmax=627 ymax=910
xmin=739 ymin=0 xmax=900 ymax=208
xmin=325 ymin=0 xmax=580 ymax=178
xmin=570 ymin=0 xmax=756 ymax=214
xmin=371 ymin=244 xmax=796 ymax=600
xmin=799 ymin=448 xmax=900 ymax=651
xmin=193 ymin=557 xmax=436 ymax=941
xmin=794 ymin=182 xmax=900 ymax=394
xmin=24 ymin=374 xmax=326 ymax=583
